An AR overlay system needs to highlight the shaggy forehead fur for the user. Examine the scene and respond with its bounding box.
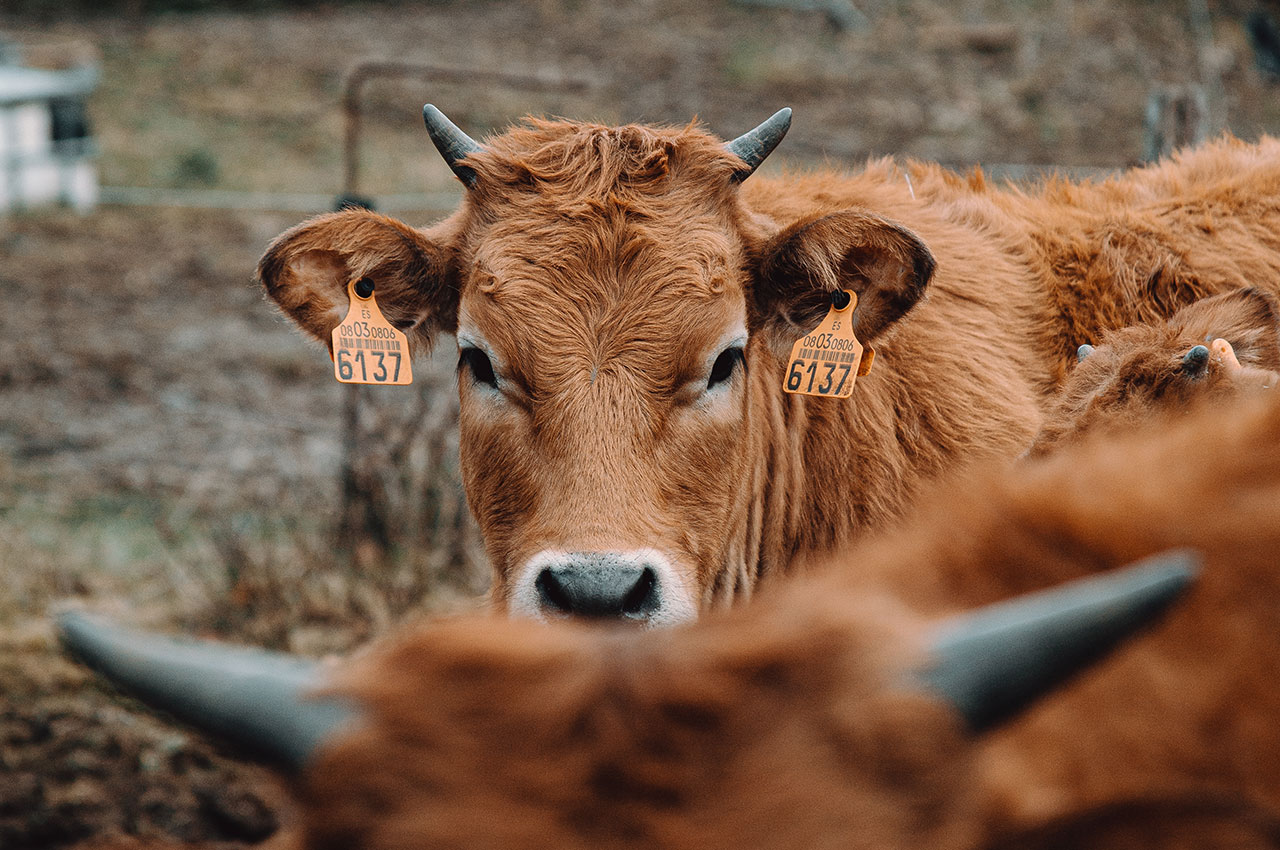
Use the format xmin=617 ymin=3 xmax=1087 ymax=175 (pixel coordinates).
xmin=462 ymin=120 xmax=747 ymax=304
xmin=465 ymin=118 xmax=746 ymax=207
xmin=457 ymin=120 xmax=751 ymax=402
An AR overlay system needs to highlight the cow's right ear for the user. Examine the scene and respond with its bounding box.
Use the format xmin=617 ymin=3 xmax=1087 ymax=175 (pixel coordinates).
xmin=257 ymin=209 xmax=459 ymax=349
xmin=751 ymin=209 xmax=935 ymax=352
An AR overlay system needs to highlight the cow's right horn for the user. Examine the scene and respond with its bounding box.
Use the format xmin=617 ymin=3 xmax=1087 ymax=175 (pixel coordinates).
xmin=57 ymin=611 xmax=354 ymax=771
xmin=920 ymin=549 xmax=1200 ymax=733
xmin=725 ymin=107 xmax=792 ymax=182
xmin=423 ymin=103 xmax=484 ymax=188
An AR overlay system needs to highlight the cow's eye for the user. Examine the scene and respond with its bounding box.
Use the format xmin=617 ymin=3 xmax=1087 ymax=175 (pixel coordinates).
xmin=708 ymin=347 xmax=745 ymax=389
xmin=459 ymin=347 xmax=497 ymax=387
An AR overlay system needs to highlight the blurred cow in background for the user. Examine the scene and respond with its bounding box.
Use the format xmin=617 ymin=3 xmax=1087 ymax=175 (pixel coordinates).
xmin=1028 ymin=287 xmax=1280 ymax=455
xmin=64 ymin=389 xmax=1280 ymax=850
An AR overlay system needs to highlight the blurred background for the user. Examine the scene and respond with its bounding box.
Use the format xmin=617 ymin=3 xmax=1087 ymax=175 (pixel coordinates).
xmin=2 ymin=0 xmax=1280 ymax=845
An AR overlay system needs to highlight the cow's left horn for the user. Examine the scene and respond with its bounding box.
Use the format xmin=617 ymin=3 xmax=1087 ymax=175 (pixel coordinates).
xmin=920 ymin=549 xmax=1199 ymax=733
xmin=57 ymin=611 xmax=354 ymax=771
xmin=423 ymin=103 xmax=484 ymax=188
xmin=725 ymin=107 xmax=792 ymax=182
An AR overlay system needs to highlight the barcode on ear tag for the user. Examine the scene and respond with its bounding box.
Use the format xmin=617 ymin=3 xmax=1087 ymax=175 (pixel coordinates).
xmin=332 ymin=279 xmax=413 ymax=385
xmin=782 ymin=290 xmax=868 ymax=398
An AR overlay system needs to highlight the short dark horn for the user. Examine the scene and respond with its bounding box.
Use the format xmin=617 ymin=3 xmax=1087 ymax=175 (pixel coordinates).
xmin=57 ymin=612 xmax=354 ymax=771
xmin=1182 ymin=344 xmax=1210 ymax=376
xmin=423 ymin=103 xmax=483 ymax=188
xmin=920 ymin=549 xmax=1200 ymax=733
xmin=1077 ymin=343 xmax=1095 ymax=362
xmin=725 ymin=107 xmax=792 ymax=182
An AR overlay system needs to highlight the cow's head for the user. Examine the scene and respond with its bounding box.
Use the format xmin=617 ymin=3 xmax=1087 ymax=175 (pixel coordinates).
xmin=1029 ymin=288 xmax=1280 ymax=456
xmin=59 ymin=552 xmax=1198 ymax=849
xmin=259 ymin=107 xmax=934 ymax=624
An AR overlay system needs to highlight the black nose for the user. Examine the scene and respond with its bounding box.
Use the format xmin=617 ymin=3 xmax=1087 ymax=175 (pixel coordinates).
xmin=535 ymin=555 xmax=661 ymax=620
xmin=1182 ymin=344 xmax=1210 ymax=377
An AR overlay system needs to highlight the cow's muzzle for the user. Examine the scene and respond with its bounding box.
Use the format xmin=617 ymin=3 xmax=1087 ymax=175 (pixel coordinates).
xmin=511 ymin=549 xmax=697 ymax=626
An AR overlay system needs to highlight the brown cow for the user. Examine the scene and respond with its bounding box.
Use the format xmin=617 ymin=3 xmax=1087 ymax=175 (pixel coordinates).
xmin=1028 ymin=286 xmax=1280 ymax=455
xmin=63 ymin=390 xmax=1280 ymax=849
xmin=258 ymin=107 xmax=1280 ymax=622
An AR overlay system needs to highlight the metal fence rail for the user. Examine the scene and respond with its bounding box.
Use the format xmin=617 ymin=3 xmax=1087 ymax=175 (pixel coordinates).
xmin=99 ymin=185 xmax=462 ymax=213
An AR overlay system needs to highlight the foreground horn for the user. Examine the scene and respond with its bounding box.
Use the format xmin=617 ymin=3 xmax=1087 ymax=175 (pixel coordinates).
xmin=921 ymin=549 xmax=1200 ymax=733
xmin=58 ymin=611 xmax=353 ymax=771
xmin=423 ymin=103 xmax=484 ymax=188
xmin=725 ymin=107 xmax=792 ymax=182
xmin=58 ymin=550 xmax=1199 ymax=768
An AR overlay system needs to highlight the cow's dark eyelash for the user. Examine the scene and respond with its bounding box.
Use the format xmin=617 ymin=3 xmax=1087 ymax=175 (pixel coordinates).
xmin=459 ymin=347 xmax=497 ymax=387
xmin=708 ymin=347 xmax=745 ymax=389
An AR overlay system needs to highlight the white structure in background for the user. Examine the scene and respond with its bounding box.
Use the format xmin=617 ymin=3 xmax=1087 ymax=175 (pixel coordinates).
xmin=0 ymin=40 xmax=99 ymax=213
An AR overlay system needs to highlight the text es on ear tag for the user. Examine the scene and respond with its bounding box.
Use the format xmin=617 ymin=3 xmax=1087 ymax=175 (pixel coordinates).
xmin=783 ymin=289 xmax=869 ymax=398
xmin=332 ymin=278 xmax=413 ymax=385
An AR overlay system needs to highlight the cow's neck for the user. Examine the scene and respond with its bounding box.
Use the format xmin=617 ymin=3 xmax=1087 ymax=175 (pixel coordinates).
xmin=711 ymin=342 xmax=940 ymax=606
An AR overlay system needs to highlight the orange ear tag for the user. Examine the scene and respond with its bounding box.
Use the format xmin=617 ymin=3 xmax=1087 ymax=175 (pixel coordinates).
xmin=331 ymin=279 xmax=413 ymax=385
xmin=1210 ymin=338 xmax=1243 ymax=375
xmin=782 ymin=289 xmax=871 ymax=398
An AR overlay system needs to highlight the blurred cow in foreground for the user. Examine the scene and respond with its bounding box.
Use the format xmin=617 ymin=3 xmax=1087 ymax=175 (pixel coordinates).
xmin=258 ymin=106 xmax=1280 ymax=624
xmin=64 ymin=390 xmax=1280 ymax=849
xmin=1028 ymin=287 xmax=1280 ymax=455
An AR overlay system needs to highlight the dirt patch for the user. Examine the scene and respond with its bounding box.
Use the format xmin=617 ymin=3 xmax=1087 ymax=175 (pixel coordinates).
xmin=0 ymin=623 xmax=285 ymax=849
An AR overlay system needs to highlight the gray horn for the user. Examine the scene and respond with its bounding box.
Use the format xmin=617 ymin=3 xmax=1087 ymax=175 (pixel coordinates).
xmin=57 ymin=611 xmax=354 ymax=771
xmin=423 ymin=103 xmax=484 ymax=188
xmin=725 ymin=107 xmax=792 ymax=182
xmin=920 ymin=549 xmax=1200 ymax=733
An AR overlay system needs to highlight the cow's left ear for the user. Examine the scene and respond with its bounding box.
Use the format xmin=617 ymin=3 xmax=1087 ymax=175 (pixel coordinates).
xmin=751 ymin=209 xmax=935 ymax=350
xmin=1168 ymin=287 xmax=1280 ymax=370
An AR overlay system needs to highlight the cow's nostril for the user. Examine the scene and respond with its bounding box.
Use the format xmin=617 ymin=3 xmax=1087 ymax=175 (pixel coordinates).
xmin=533 ymin=559 xmax=662 ymax=620
xmin=534 ymin=568 xmax=575 ymax=615
xmin=621 ymin=567 xmax=658 ymax=616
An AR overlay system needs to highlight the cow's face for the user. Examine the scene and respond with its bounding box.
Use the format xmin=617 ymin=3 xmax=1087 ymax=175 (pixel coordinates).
xmin=1030 ymin=287 xmax=1280 ymax=455
xmin=259 ymin=110 xmax=933 ymax=623
xmin=454 ymin=205 xmax=752 ymax=625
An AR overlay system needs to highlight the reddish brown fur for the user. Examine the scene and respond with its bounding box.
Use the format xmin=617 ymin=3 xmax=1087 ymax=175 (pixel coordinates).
xmin=259 ymin=120 xmax=1280 ymax=615
xmin=264 ymin=390 xmax=1280 ymax=849
xmin=1028 ymin=287 xmax=1280 ymax=454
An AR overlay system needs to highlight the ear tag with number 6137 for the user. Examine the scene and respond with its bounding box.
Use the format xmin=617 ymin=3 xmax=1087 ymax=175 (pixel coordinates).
xmin=332 ymin=278 xmax=413 ymax=385
xmin=782 ymin=289 xmax=873 ymax=398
